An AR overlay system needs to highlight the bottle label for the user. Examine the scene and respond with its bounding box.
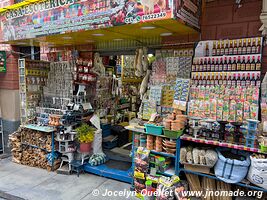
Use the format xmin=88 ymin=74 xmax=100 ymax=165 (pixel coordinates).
xmin=229 ymin=48 xmax=233 ymax=55
xmin=219 ymin=80 xmax=223 ymax=85
xmin=241 ymin=64 xmax=245 ymax=71
xmin=215 ymin=65 xmax=219 ymax=71
xmin=234 ymin=48 xmax=238 ymax=55
xmin=216 ymin=49 xmax=220 ymax=55
xmin=246 ymin=64 xmax=251 ymax=71
xmin=237 ymin=80 xmax=241 ymax=86
xmin=199 ymin=80 xmax=202 ymax=85
xmin=192 ymin=65 xmax=195 ymax=71
xmin=251 ymin=80 xmax=256 ymax=86
xmin=203 ymin=65 xmax=207 ymax=71
xmin=252 ymin=47 xmax=256 ymax=54
xmin=210 ymin=80 xmax=214 ymax=85
xmin=257 ymin=81 xmax=261 ymax=87
xmin=212 ymin=49 xmax=216 ymax=56
xmin=207 ymin=80 xmax=211 ymax=85
xmin=211 ymin=65 xmax=214 ymax=71
xmin=232 ymin=64 xmax=237 ymax=71
xmin=241 ymin=81 xmax=246 ymax=86
xmin=246 ymin=80 xmax=251 ymax=86
xmin=238 ymin=47 xmax=242 ymax=55
xmin=221 ymin=49 xmax=225 ymax=55
xmin=237 ymin=63 xmax=241 ymax=71
xmin=202 ymin=80 xmax=206 ymax=85
xmin=223 ymin=64 xmax=228 ymax=71
xmin=250 ymin=64 xmax=256 ymax=70
xmin=223 ymin=80 xmax=227 ymax=85
xmin=228 ymin=64 xmax=232 ymax=71
xmin=199 ymin=65 xmax=203 ymax=71
xmin=256 ymin=63 xmax=261 ymax=71
xmin=215 ymin=80 xmax=219 ymax=85
xmin=225 ymin=49 xmax=229 ymax=55
xmin=231 ymin=80 xmax=236 ymax=86
xmin=219 ymin=65 xmax=223 ymax=71
xmin=227 ymin=80 xmax=231 ymax=85
xmin=242 ymin=47 xmax=247 ymax=55
xmin=207 ymin=64 xmax=211 ymax=71
xmin=247 ymin=47 xmax=252 ymax=54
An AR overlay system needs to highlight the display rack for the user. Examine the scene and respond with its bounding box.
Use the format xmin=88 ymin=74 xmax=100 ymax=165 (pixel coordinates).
xmin=180 ymin=135 xmax=265 ymax=154
xmin=130 ymin=128 xmax=267 ymax=193
xmin=21 ymin=124 xmax=56 ymax=170
xmin=18 ymin=59 xmax=50 ymax=124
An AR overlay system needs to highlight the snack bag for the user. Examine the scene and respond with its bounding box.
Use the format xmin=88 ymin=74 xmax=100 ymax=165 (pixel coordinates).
xmin=250 ymin=104 xmax=259 ymax=120
xmin=210 ymin=99 xmax=217 ymax=120
xmin=236 ymin=100 xmax=243 ymax=122
xmin=216 ymin=99 xmax=224 ymax=121
xmin=222 ymin=101 xmax=230 ymax=121
xmin=243 ymin=101 xmax=251 ymax=120
xmin=229 ymin=100 xmax=236 ymax=122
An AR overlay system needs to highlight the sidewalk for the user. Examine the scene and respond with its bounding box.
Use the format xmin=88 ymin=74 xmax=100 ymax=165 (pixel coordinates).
xmin=0 ymin=157 xmax=135 ymax=200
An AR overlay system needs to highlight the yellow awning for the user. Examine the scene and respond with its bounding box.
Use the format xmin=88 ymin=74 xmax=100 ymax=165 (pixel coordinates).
xmin=0 ymin=0 xmax=44 ymax=13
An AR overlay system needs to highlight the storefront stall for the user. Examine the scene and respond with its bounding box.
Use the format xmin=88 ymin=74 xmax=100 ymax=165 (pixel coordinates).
xmin=2 ymin=0 xmax=267 ymax=199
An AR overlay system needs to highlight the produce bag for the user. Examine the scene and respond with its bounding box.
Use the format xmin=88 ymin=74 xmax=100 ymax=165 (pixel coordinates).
xmin=214 ymin=148 xmax=250 ymax=183
xmin=247 ymin=156 xmax=267 ymax=189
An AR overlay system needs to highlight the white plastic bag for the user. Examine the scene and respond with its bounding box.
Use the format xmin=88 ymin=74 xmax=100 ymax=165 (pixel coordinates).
xmin=247 ymin=156 xmax=267 ymax=189
xmin=92 ymin=129 xmax=103 ymax=154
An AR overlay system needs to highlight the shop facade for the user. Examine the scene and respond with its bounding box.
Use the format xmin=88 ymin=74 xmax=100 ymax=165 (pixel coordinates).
xmin=0 ymin=0 xmax=267 ymax=199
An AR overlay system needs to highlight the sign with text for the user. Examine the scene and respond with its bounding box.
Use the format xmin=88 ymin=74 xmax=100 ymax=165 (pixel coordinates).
xmin=0 ymin=51 xmax=6 ymax=72
xmin=0 ymin=0 xmax=174 ymax=42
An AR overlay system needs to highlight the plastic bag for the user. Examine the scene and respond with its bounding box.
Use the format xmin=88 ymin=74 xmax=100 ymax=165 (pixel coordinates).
xmin=92 ymin=129 xmax=103 ymax=154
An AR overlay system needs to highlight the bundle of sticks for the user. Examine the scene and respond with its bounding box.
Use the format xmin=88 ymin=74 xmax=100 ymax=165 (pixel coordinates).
xmin=9 ymin=127 xmax=60 ymax=171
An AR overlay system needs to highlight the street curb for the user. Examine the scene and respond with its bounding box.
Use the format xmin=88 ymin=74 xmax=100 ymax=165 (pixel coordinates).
xmin=0 ymin=191 xmax=25 ymax=200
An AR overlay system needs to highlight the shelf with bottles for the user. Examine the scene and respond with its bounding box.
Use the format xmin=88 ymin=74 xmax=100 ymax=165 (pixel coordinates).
xmin=202 ymin=37 xmax=263 ymax=57
xmin=191 ymin=71 xmax=261 ymax=87
xmin=192 ymin=54 xmax=261 ymax=72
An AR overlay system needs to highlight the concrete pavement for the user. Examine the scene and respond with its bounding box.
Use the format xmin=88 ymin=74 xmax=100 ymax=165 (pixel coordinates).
xmin=0 ymin=157 xmax=136 ymax=200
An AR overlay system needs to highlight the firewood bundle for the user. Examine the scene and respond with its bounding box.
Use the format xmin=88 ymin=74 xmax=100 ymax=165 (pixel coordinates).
xmin=9 ymin=128 xmax=23 ymax=164
xmin=9 ymin=127 xmax=60 ymax=171
xmin=21 ymin=129 xmax=52 ymax=151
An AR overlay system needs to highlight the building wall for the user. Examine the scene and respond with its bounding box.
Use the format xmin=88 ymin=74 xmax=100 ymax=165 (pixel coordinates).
xmin=0 ymin=0 xmax=20 ymax=152
xmin=201 ymin=0 xmax=265 ymax=73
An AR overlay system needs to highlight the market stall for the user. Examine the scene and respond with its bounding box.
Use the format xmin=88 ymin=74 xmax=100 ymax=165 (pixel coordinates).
xmin=3 ymin=0 xmax=267 ymax=199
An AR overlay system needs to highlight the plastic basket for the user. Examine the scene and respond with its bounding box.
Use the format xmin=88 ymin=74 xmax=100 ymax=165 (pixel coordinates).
xmin=260 ymin=145 xmax=267 ymax=153
xmin=145 ymin=124 xmax=164 ymax=135
xmin=163 ymin=129 xmax=184 ymax=139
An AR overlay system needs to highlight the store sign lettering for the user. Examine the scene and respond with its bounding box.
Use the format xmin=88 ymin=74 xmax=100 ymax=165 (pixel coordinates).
xmin=5 ymin=0 xmax=79 ymax=19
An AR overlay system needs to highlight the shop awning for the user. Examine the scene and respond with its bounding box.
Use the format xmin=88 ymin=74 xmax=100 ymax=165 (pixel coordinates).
xmin=0 ymin=0 xmax=201 ymax=47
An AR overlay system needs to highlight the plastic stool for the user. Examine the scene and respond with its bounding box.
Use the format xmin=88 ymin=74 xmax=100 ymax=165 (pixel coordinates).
xmin=70 ymin=160 xmax=84 ymax=177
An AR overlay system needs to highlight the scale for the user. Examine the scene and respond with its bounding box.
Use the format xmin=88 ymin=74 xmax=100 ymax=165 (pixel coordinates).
xmin=189 ymin=117 xmax=202 ymax=138
xmin=217 ymin=121 xmax=228 ymax=142
xmin=231 ymin=122 xmax=243 ymax=144
xmin=203 ymin=119 xmax=216 ymax=140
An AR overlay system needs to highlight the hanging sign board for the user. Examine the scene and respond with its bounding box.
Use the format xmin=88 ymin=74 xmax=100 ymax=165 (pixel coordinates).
xmin=0 ymin=51 xmax=6 ymax=72
xmin=0 ymin=0 xmax=174 ymax=42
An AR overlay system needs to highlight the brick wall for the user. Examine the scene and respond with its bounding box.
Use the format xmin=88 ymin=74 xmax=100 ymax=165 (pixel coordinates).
xmin=201 ymin=0 xmax=266 ymax=74
xmin=0 ymin=0 xmax=18 ymax=90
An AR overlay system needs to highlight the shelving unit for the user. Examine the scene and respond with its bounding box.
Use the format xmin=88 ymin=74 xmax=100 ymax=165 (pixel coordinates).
xmin=21 ymin=124 xmax=56 ymax=170
xmin=180 ymin=135 xmax=265 ymax=154
xmin=18 ymin=59 xmax=50 ymax=124
xmin=128 ymin=126 xmax=267 ymax=193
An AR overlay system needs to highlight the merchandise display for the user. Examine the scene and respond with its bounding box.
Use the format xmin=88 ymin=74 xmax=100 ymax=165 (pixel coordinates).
xmin=3 ymin=0 xmax=267 ymax=195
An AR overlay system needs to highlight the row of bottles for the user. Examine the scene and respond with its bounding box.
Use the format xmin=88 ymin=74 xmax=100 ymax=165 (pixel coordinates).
xmin=204 ymin=37 xmax=262 ymax=57
xmin=192 ymin=55 xmax=261 ymax=72
xmin=192 ymin=72 xmax=261 ymax=87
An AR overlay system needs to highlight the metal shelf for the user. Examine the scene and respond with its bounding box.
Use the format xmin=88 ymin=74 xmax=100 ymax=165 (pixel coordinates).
xmin=180 ymin=135 xmax=266 ymax=154
xmin=150 ymin=150 xmax=176 ymax=158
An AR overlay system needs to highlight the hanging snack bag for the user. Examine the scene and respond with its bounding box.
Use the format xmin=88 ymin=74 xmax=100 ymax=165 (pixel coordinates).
xmin=243 ymin=101 xmax=251 ymax=120
xmin=216 ymin=99 xmax=224 ymax=121
xmin=223 ymin=101 xmax=230 ymax=121
xmin=210 ymin=99 xmax=217 ymax=120
xmin=236 ymin=100 xmax=244 ymax=122
xmin=229 ymin=100 xmax=236 ymax=122
xmin=250 ymin=104 xmax=259 ymax=120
